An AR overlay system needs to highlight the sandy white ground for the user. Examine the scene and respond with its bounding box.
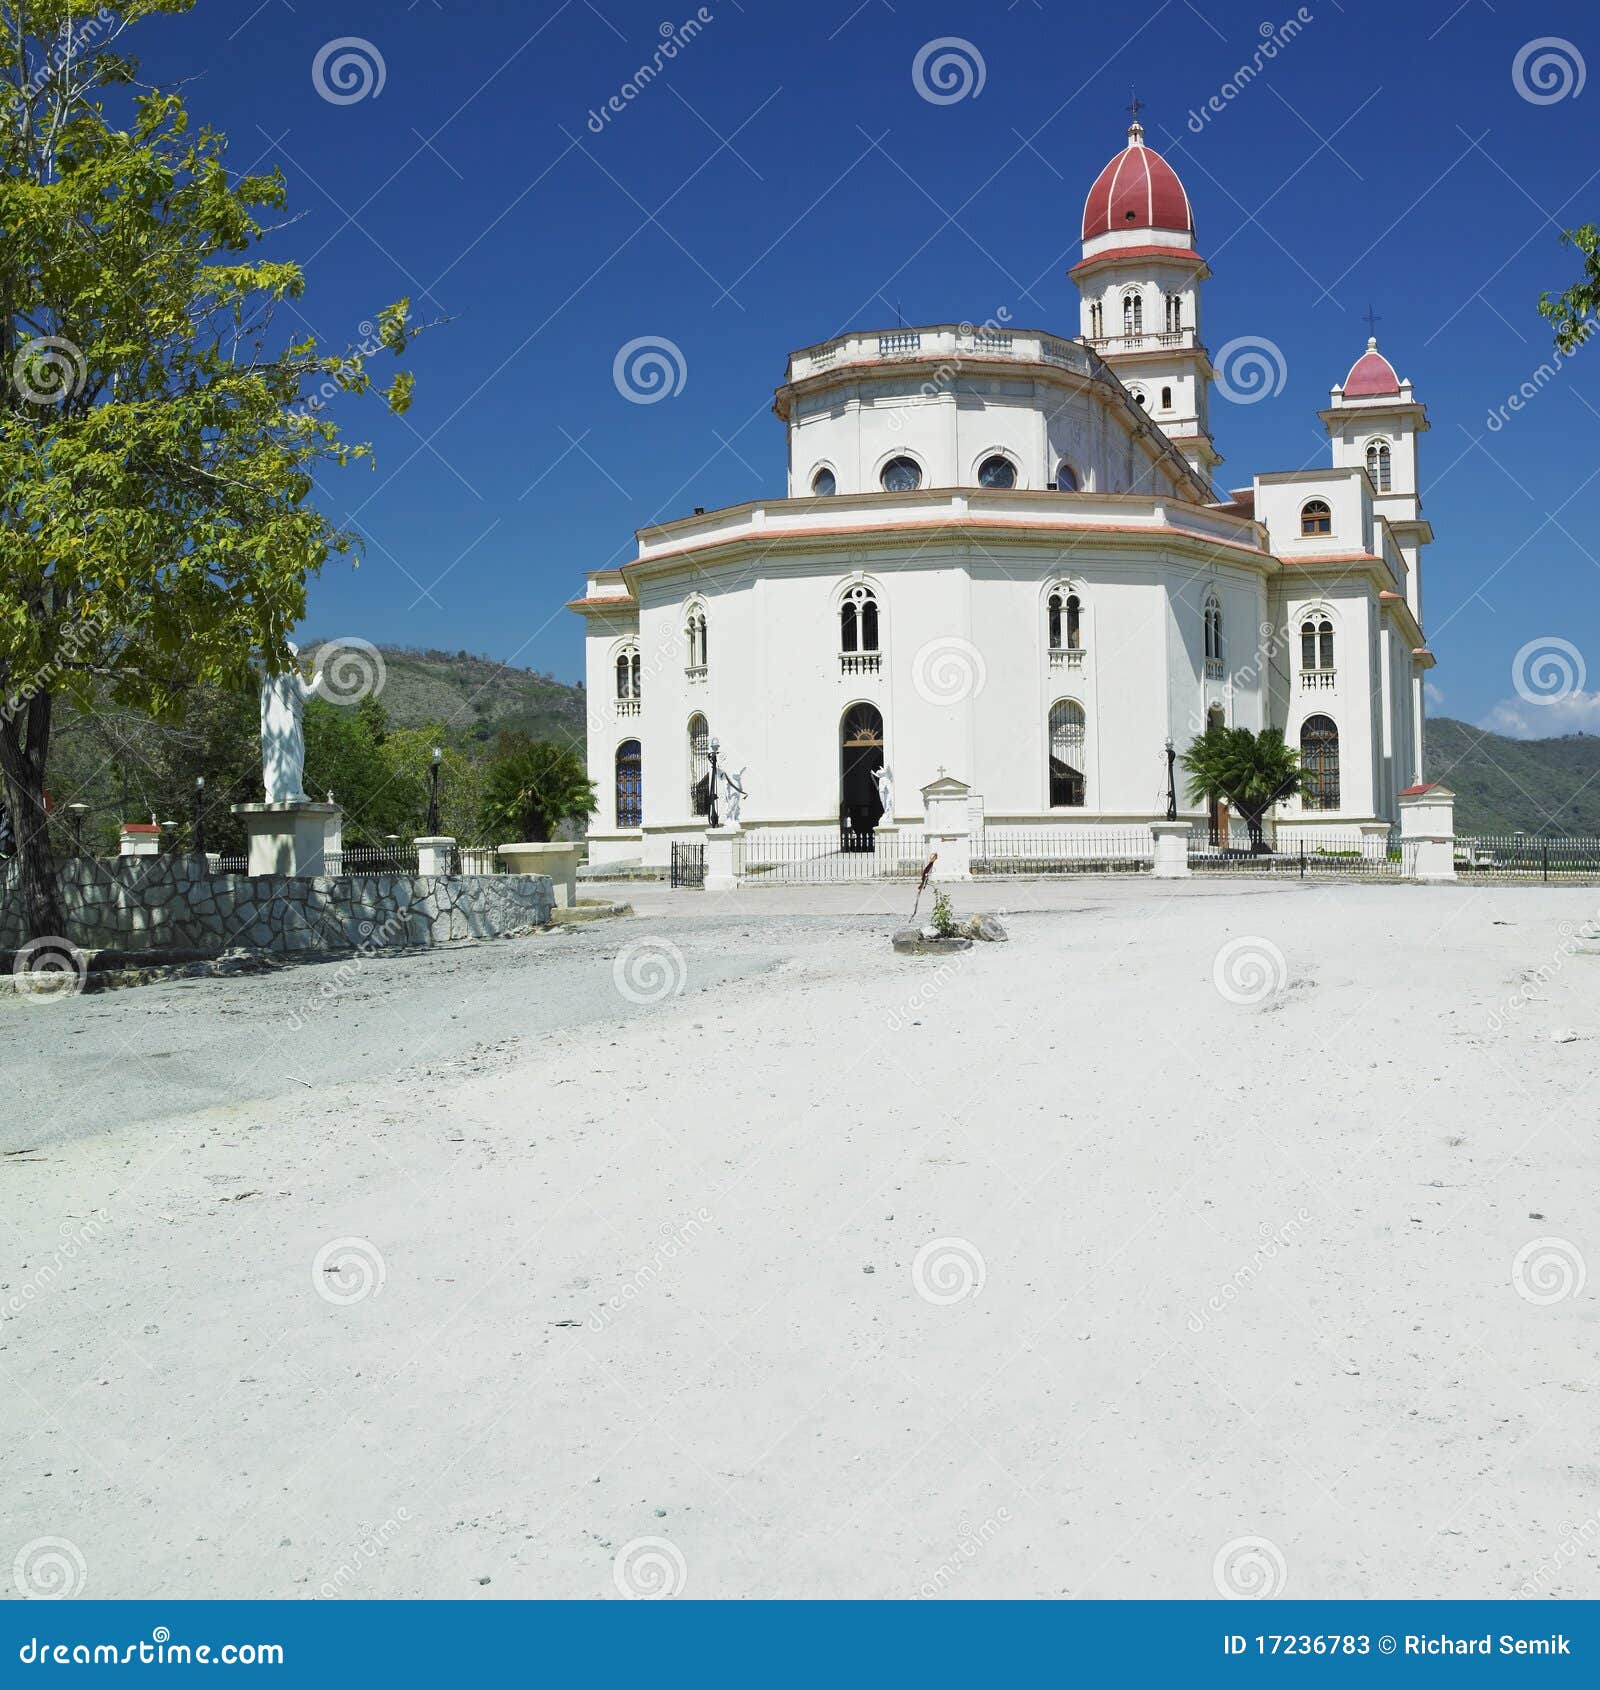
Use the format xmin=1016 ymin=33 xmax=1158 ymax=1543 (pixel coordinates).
xmin=3 ymin=877 xmax=1598 ymax=1601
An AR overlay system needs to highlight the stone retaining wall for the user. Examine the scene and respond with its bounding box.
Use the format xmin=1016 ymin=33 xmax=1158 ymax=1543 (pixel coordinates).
xmin=0 ymin=856 xmax=554 ymax=955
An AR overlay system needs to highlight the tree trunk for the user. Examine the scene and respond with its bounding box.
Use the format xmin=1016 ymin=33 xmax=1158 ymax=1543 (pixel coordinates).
xmin=1241 ymin=805 xmax=1271 ymax=855
xmin=0 ymin=686 xmax=67 ymax=943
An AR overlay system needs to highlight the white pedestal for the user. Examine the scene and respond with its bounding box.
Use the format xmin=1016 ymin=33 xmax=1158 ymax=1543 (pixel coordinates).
xmin=1400 ymin=783 xmax=1457 ymax=882
xmin=498 ymin=840 xmax=584 ymax=907
xmin=414 ymin=836 xmax=456 ymax=876
xmin=704 ymin=825 xmax=742 ymax=892
xmin=232 ymin=801 xmax=342 ymax=878
xmin=921 ymin=774 xmax=974 ymax=882
xmin=119 ymin=823 xmax=161 ymax=858
xmin=1358 ymin=821 xmax=1391 ymax=862
xmin=1150 ymin=820 xmax=1192 ymax=879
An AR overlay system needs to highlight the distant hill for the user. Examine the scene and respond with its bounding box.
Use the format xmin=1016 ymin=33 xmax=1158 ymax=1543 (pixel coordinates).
xmin=1425 ymin=717 xmax=1600 ymax=837
xmin=340 ymin=645 xmax=588 ymax=753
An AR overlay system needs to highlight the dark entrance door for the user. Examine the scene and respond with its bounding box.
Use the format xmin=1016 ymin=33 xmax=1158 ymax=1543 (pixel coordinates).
xmin=840 ymin=703 xmax=884 ymax=851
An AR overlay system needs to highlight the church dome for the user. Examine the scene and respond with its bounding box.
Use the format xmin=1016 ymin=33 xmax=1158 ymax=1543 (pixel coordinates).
xmin=1341 ymin=337 xmax=1401 ymax=398
xmin=1081 ymin=122 xmax=1195 ymax=244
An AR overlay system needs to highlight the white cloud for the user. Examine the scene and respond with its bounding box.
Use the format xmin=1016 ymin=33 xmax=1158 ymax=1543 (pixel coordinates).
xmin=1424 ymin=680 xmax=1445 ymax=709
xmin=1480 ymin=691 xmax=1600 ymax=739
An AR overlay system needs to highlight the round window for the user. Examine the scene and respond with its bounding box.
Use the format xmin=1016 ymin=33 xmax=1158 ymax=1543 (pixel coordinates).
xmin=812 ymin=467 xmax=837 ymax=497
xmin=977 ymin=455 xmax=1016 ymax=489
xmin=1056 ymin=463 xmax=1079 ymax=492
xmin=880 ymin=456 xmax=921 ymax=493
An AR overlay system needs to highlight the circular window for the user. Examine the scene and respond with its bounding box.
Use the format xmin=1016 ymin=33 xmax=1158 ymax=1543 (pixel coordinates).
xmin=1128 ymin=386 xmax=1148 ymax=408
xmin=880 ymin=456 xmax=922 ymax=493
xmin=977 ymin=455 xmax=1016 ymax=489
xmin=812 ymin=467 xmax=837 ymax=497
xmin=1056 ymin=462 xmax=1079 ymax=492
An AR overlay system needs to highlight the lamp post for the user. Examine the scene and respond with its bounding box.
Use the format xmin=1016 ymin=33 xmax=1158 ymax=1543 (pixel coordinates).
xmin=1164 ymin=737 xmax=1178 ymax=822
xmin=707 ymin=735 xmax=721 ymax=829
xmin=160 ymin=819 xmax=179 ymax=854
xmin=67 ymin=803 xmax=89 ymax=856
xmin=194 ymin=775 xmax=206 ymax=856
xmin=426 ymin=746 xmax=443 ymax=836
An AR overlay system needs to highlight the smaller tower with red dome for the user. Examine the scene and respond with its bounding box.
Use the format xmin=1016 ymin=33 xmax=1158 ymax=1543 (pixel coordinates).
xmin=1071 ymin=117 xmax=1218 ymax=484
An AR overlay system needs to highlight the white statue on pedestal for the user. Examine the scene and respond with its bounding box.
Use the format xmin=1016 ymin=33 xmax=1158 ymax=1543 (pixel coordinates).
xmin=259 ymin=642 xmax=324 ymax=803
xmin=873 ymin=764 xmax=893 ymax=824
xmin=718 ymin=764 xmax=747 ymax=824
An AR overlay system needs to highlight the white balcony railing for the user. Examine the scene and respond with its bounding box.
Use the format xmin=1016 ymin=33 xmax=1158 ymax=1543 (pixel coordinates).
xmin=877 ymin=331 xmax=922 ymax=356
xmin=617 ymin=697 xmax=641 ymax=716
xmin=840 ymin=651 xmax=882 ymax=677
xmin=1204 ymin=657 xmax=1224 ymax=680
xmin=1048 ymin=646 xmax=1087 ymax=672
xmin=1300 ymin=668 xmax=1336 ymax=690
xmin=686 ymin=664 xmax=707 ymax=684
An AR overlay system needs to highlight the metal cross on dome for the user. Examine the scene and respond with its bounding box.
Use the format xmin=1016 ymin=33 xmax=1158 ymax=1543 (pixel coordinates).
xmin=1362 ymin=304 xmax=1382 ymax=336
xmin=1127 ymin=90 xmax=1146 ymax=122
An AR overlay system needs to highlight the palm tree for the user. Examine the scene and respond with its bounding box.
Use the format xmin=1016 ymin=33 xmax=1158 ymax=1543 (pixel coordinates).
xmin=1180 ymin=725 xmax=1301 ymax=854
xmin=480 ymin=735 xmax=597 ymax=844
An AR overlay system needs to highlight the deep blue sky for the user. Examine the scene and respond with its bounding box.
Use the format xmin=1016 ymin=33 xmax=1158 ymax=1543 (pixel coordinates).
xmin=137 ymin=0 xmax=1599 ymax=730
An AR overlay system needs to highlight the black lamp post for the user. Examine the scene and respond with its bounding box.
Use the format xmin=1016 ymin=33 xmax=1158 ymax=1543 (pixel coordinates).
xmin=1165 ymin=737 xmax=1178 ymax=822
xmin=67 ymin=803 xmax=89 ymax=856
xmin=425 ymin=746 xmax=443 ymax=836
xmin=706 ymin=736 xmax=721 ymax=829
xmin=194 ymin=775 xmax=206 ymax=856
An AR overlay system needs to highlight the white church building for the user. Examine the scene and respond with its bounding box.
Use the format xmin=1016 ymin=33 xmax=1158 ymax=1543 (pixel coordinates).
xmin=571 ymin=118 xmax=1436 ymax=868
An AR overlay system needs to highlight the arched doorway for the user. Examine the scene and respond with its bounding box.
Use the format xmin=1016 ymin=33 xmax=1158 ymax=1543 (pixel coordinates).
xmin=840 ymin=702 xmax=884 ymax=849
xmin=1300 ymin=715 xmax=1340 ymax=811
xmin=615 ymin=740 xmax=641 ymax=829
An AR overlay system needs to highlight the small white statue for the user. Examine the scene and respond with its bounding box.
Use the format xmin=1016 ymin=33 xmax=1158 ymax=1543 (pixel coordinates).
xmin=719 ymin=764 xmax=747 ymax=824
xmin=259 ymin=641 xmax=324 ymax=803
xmin=873 ymin=764 xmax=893 ymax=822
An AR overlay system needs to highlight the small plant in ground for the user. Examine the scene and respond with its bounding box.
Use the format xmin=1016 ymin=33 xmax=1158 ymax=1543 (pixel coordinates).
xmin=930 ymin=889 xmax=959 ymax=938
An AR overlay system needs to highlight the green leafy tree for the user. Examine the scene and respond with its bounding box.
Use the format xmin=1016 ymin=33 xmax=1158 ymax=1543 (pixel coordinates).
xmin=480 ymin=734 xmax=596 ymax=845
xmin=384 ymin=726 xmax=486 ymax=844
xmin=0 ymin=1 xmax=417 ymax=939
xmin=302 ymin=698 xmax=414 ymax=846
xmin=1539 ymin=225 xmax=1600 ymax=353
xmin=1181 ymin=725 xmax=1301 ymax=854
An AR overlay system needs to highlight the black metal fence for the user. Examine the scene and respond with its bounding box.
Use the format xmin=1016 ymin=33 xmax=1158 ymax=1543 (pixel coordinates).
xmin=671 ymin=842 xmax=706 ymax=888
xmin=1188 ymin=827 xmax=1410 ymax=879
xmin=1454 ymin=836 xmax=1600 ymax=883
xmin=972 ymin=828 xmax=1152 ymax=875
xmin=738 ymin=828 xmax=929 ymax=883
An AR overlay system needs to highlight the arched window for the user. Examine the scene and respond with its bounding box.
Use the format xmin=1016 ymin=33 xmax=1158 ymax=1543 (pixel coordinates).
xmin=977 ymin=454 xmax=1016 ymax=489
xmin=1088 ymin=301 xmax=1104 ymax=339
xmin=1048 ymin=701 xmax=1087 ymax=807
xmin=812 ymin=466 xmax=837 ymax=497
xmin=1122 ymin=291 xmax=1143 ymax=337
xmin=688 ymin=714 xmax=711 ymax=817
xmin=1365 ymin=440 xmax=1392 ymax=493
xmin=840 ymin=584 xmax=880 ymax=653
xmin=1046 ymin=591 xmax=1081 ymax=652
xmin=1165 ymin=293 xmax=1182 ymax=333
xmin=631 ymin=651 xmax=641 ymax=697
xmin=1160 ymin=385 xmax=1173 ymax=410
xmin=615 ymin=740 xmax=642 ymax=829
xmin=685 ymin=605 xmax=707 ymax=670
xmin=880 ymin=455 xmax=921 ymax=493
xmin=615 ymin=645 xmax=641 ymax=701
xmin=1300 ymin=617 xmax=1335 ymax=672
xmin=1204 ymin=595 xmax=1223 ymax=666
xmin=1056 ymin=461 xmax=1079 ymax=493
xmin=1300 ymin=715 xmax=1340 ymax=811
xmin=1300 ymin=499 xmax=1332 ymax=537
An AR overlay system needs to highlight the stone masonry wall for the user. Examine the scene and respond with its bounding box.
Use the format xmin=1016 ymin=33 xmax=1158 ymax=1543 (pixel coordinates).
xmin=0 ymin=856 xmax=554 ymax=955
